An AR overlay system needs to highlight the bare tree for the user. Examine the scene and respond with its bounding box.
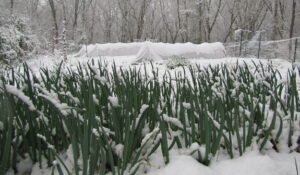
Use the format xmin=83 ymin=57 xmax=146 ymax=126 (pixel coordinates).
xmin=135 ymin=0 xmax=151 ymax=40
xmin=205 ymin=0 xmax=223 ymax=42
xmin=101 ymin=0 xmax=116 ymax=42
xmin=10 ymin=0 xmax=14 ymax=15
xmin=117 ymin=0 xmax=130 ymax=42
xmin=222 ymin=0 xmax=238 ymax=42
xmin=195 ymin=1 xmax=205 ymax=43
xmin=159 ymin=0 xmax=180 ymax=43
xmin=5 ymin=0 xmax=300 ymax=45
xmin=289 ymin=0 xmax=297 ymax=38
xmin=271 ymin=0 xmax=280 ymax=40
xmin=88 ymin=0 xmax=97 ymax=43
xmin=72 ymin=0 xmax=80 ymax=40
xmin=48 ymin=0 xmax=59 ymax=45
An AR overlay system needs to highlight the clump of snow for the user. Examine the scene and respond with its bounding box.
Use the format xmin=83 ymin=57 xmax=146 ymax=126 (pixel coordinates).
xmin=108 ymin=96 xmax=120 ymax=107
xmin=133 ymin=104 xmax=150 ymax=129
xmin=34 ymin=84 xmax=74 ymax=117
xmin=139 ymin=104 xmax=150 ymax=115
xmin=182 ymin=102 xmax=192 ymax=109
xmin=162 ymin=114 xmax=184 ymax=129
xmin=114 ymin=144 xmax=124 ymax=158
xmin=60 ymin=91 xmax=80 ymax=105
xmin=36 ymin=133 xmax=46 ymax=142
xmin=92 ymin=94 xmax=99 ymax=105
xmin=38 ymin=93 xmax=70 ymax=116
xmin=95 ymin=75 xmax=108 ymax=86
xmin=92 ymin=128 xmax=100 ymax=137
xmin=142 ymin=127 xmax=160 ymax=145
xmin=16 ymin=156 xmax=33 ymax=175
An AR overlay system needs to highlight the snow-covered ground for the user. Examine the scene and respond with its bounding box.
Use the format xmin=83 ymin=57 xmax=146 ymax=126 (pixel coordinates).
xmin=6 ymin=146 xmax=300 ymax=175
xmin=8 ymin=56 xmax=300 ymax=175
xmin=4 ymin=53 xmax=300 ymax=175
xmin=25 ymin=54 xmax=294 ymax=77
xmin=146 ymin=150 xmax=300 ymax=175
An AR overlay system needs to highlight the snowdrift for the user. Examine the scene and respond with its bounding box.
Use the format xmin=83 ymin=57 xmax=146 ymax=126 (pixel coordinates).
xmin=76 ymin=42 xmax=226 ymax=61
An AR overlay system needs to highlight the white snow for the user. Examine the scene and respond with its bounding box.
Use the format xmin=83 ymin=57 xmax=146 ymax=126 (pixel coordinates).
xmin=134 ymin=104 xmax=150 ymax=128
xmin=162 ymin=114 xmax=184 ymax=129
xmin=108 ymin=96 xmax=120 ymax=107
xmin=60 ymin=91 xmax=80 ymax=105
xmin=92 ymin=94 xmax=99 ymax=105
xmin=114 ymin=144 xmax=124 ymax=158
xmin=2 ymin=42 xmax=300 ymax=175
xmin=38 ymin=94 xmax=70 ymax=116
xmin=182 ymin=102 xmax=192 ymax=109
xmin=76 ymin=42 xmax=226 ymax=61
xmin=0 ymin=121 xmax=3 ymax=130
xmin=16 ymin=156 xmax=33 ymax=175
xmin=146 ymin=151 xmax=300 ymax=175
xmin=5 ymin=85 xmax=36 ymax=111
xmin=142 ymin=127 xmax=160 ymax=145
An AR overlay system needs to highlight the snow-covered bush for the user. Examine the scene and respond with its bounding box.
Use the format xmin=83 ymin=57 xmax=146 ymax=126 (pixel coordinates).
xmin=0 ymin=14 xmax=40 ymax=64
xmin=166 ymin=56 xmax=190 ymax=69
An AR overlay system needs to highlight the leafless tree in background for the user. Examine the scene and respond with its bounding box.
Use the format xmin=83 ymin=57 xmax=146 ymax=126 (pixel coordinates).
xmin=48 ymin=0 xmax=59 ymax=45
xmin=72 ymin=0 xmax=79 ymax=40
xmin=289 ymin=0 xmax=297 ymax=38
xmin=10 ymin=0 xmax=14 ymax=15
xmin=2 ymin=0 xmax=299 ymax=45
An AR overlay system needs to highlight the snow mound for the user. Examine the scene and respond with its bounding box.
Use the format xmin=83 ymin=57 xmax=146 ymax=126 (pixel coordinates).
xmin=76 ymin=42 xmax=226 ymax=61
xmin=146 ymin=151 xmax=300 ymax=175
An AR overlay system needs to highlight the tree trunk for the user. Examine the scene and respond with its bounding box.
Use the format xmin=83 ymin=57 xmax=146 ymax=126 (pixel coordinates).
xmin=81 ymin=0 xmax=87 ymax=43
xmin=289 ymin=0 xmax=296 ymax=38
xmin=206 ymin=0 xmax=222 ymax=42
xmin=197 ymin=3 xmax=204 ymax=43
xmin=89 ymin=1 xmax=96 ymax=43
xmin=118 ymin=0 xmax=129 ymax=42
xmin=271 ymin=0 xmax=279 ymax=40
xmin=136 ymin=0 xmax=148 ymax=40
xmin=72 ymin=0 xmax=80 ymax=40
xmin=48 ymin=0 xmax=59 ymax=44
xmin=10 ymin=0 xmax=14 ymax=15
xmin=61 ymin=0 xmax=68 ymax=60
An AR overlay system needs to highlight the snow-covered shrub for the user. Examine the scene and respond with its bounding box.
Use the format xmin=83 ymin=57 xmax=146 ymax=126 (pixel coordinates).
xmin=0 ymin=14 xmax=40 ymax=64
xmin=166 ymin=55 xmax=190 ymax=69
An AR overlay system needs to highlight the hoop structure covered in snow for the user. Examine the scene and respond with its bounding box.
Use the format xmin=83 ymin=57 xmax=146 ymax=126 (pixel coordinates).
xmin=76 ymin=42 xmax=226 ymax=61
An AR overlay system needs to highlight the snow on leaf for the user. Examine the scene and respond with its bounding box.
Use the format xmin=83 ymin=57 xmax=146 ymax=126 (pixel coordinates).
xmin=182 ymin=102 xmax=192 ymax=109
xmin=108 ymin=96 xmax=120 ymax=107
xmin=162 ymin=114 xmax=184 ymax=129
xmin=5 ymin=84 xmax=36 ymax=111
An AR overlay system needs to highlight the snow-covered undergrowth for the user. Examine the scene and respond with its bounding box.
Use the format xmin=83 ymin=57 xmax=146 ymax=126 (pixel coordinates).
xmin=0 ymin=14 xmax=40 ymax=65
xmin=166 ymin=56 xmax=191 ymax=69
xmin=0 ymin=59 xmax=300 ymax=175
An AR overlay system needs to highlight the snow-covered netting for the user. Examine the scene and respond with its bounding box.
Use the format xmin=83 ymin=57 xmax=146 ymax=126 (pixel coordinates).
xmin=225 ymin=32 xmax=300 ymax=61
xmin=76 ymin=42 xmax=226 ymax=61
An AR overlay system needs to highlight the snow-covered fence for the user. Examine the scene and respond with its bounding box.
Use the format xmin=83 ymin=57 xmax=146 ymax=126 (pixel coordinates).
xmin=225 ymin=30 xmax=300 ymax=61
